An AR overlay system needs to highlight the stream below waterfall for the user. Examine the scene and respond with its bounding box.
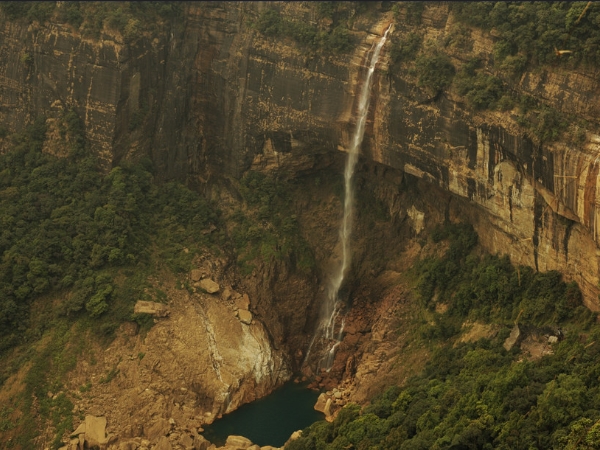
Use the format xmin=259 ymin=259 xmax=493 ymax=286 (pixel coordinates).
xmin=202 ymin=382 xmax=324 ymax=447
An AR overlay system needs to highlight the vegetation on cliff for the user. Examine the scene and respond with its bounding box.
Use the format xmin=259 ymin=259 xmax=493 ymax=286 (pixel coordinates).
xmin=0 ymin=1 xmax=181 ymax=41
xmin=388 ymin=2 xmax=594 ymax=145
xmin=253 ymin=4 xmax=357 ymax=54
xmin=286 ymin=224 xmax=599 ymax=450
xmin=232 ymin=171 xmax=315 ymax=276
xmin=0 ymin=111 xmax=224 ymax=447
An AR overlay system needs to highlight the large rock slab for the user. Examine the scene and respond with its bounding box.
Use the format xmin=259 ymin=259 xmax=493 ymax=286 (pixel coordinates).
xmin=134 ymin=301 xmax=170 ymax=318
xmin=84 ymin=415 xmax=108 ymax=447
xmin=155 ymin=436 xmax=173 ymax=450
xmin=225 ymin=435 xmax=253 ymax=448
xmin=145 ymin=418 xmax=171 ymax=441
xmin=237 ymin=309 xmax=252 ymax=325
xmin=191 ymin=269 xmax=203 ymax=282
xmin=200 ymin=278 xmax=220 ymax=294
xmin=503 ymin=324 xmax=521 ymax=351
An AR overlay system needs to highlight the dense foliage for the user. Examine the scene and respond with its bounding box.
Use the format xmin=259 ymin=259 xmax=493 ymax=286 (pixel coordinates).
xmin=0 ymin=112 xmax=219 ymax=354
xmin=232 ymin=171 xmax=315 ymax=276
xmin=286 ymin=224 xmax=599 ymax=450
xmin=452 ymin=2 xmax=600 ymax=68
xmin=253 ymin=6 xmax=354 ymax=54
xmin=0 ymin=1 xmax=181 ymax=41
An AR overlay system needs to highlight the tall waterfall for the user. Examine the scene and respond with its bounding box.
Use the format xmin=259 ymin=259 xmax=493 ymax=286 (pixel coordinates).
xmin=307 ymin=25 xmax=391 ymax=372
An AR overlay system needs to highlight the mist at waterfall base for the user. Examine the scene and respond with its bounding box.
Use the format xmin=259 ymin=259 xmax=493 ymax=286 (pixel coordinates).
xmin=306 ymin=25 xmax=392 ymax=373
xmin=201 ymin=382 xmax=323 ymax=447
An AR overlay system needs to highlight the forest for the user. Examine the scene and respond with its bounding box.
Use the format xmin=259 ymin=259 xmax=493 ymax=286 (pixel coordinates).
xmin=286 ymin=224 xmax=600 ymax=450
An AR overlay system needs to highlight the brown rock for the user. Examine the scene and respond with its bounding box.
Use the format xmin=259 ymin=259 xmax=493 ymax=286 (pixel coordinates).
xmin=237 ymin=309 xmax=252 ymax=325
xmin=191 ymin=269 xmax=203 ymax=282
xmin=154 ymin=436 xmax=173 ymax=450
xmin=200 ymin=278 xmax=220 ymax=294
xmin=134 ymin=301 xmax=169 ymax=318
xmin=179 ymin=433 xmax=194 ymax=449
xmin=503 ymin=324 xmax=521 ymax=351
xmin=225 ymin=435 xmax=253 ymax=448
xmin=84 ymin=415 xmax=108 ymax=447
xmin=314 ymin=393 xmax=328 ymax=414
xmin=240 ymin=294 xmax=251 ymax=310
xmin=70 ymin=422 xmax=86 ymax=437
xmin=145 ymin=418 xmax=170 ymax=441
xmin=193 ymin=434 xmax=211 ymax=450
xmin=120 ymin=321 xmax=140 ymax=336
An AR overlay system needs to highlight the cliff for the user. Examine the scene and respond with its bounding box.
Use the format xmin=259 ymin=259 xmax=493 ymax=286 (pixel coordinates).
xmin=2 ymin=1 xmax=600 ymax=446
xmin=5 ymin=2 xmax=595 ymax=307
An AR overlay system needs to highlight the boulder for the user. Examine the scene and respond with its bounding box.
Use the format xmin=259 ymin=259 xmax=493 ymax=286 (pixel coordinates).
xmin=155 ymin=436 xmax=173 ymax=450
xmin=145 ymin=418 xmax=170 ymax=441
xmin=237 ymin=309 xmax=252 ymax=325
xmin=70 ymin=422 xmax=86 ymax=437
xmin=225 ymin=435 xmax=253 ymax=448
xmin=200 ymin=278 xmax=220 ymax=294
xmin=84 ymin=415 xmax=108 ymax=448
xmin=193 ymin=434 xmax=211 ymax=450
xmin=238 ymin=293 xmax=250 ymax=310
xmin=503 ymin=324 xmax=521 ymax=351
xmin=118 ymin=442 xmax=138 ymax=450
xmin=179 ymin=433 xmax=194 ymax=449
xmin=120 ymin=321 xmax=140 ymax=336
xmin=134 ymin=301 xmax=170 ymax=318
xmin=191 ymin=269 xmax=203 ymax=282
xmin=314 ymin=393 xmax=328 ymax=414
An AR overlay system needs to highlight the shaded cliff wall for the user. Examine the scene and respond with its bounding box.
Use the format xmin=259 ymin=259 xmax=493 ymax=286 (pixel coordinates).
xmin=1 ymin=2 xmax=600 ymax=308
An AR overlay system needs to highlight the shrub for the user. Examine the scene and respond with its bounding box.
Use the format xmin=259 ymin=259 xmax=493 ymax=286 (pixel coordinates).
xmin=415 ymin=53 xmax=455 ymax=95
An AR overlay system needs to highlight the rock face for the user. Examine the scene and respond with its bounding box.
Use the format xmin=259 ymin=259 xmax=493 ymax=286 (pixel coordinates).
xmin=134 ymin=301 xmax=170 ymax=318
xmin=1 ymin=3 xmax=598 ymax=309
xmin=3 ymin=5 xmax=600 ymax=445
xmin=62 ymin=275 xmax=290 ymax=448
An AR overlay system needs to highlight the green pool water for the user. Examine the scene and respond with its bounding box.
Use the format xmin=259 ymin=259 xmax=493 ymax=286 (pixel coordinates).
xmin=202 ymin=381 xmax=324 ymax=447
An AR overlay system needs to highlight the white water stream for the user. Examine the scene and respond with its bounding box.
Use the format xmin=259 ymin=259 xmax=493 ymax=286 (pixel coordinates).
xmin=306 ymin=25 xmax=391 ymax=372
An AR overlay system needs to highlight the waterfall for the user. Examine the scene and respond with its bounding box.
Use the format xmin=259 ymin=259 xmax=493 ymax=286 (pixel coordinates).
xmin=306 ymin=25 xmax=391 ymax=373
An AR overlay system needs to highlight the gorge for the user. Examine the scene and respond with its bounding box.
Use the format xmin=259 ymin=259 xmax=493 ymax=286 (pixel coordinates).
xmin=2 ymin=2 xmax=600 ymax=449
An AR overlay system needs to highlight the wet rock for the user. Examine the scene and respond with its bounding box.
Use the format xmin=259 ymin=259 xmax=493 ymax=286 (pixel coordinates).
xmin=225 ymin=435 xmax=253 ymax=448
xmin=134 ymin=301 xmax=170 ymax=318
xmin=193 ymin=433 xmax=211 ymax=450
